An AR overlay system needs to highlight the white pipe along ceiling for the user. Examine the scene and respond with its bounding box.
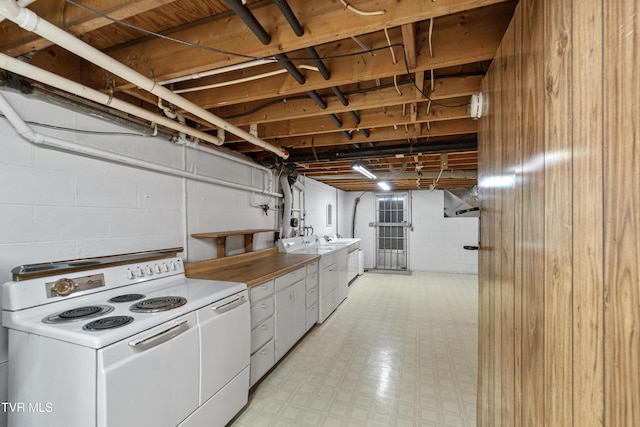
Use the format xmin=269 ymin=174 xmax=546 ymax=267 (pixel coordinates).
xmin=0 ymin=0 xmax=290 ymax=160
xmin=0 ymin=53 xmax=225 ymax=147
xmin=0 ymin=93 xmax=283 ymax=197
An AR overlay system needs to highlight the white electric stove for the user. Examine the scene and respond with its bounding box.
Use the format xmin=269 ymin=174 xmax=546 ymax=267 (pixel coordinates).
xmin=2 ymin=248 xmax=250 ymax=427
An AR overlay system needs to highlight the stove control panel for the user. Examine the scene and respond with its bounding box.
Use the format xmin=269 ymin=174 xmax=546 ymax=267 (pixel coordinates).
xmin=46 ymin=274 xmax=105 ymax=298
xmin=125 ymin=259 xmax=182 ymax=281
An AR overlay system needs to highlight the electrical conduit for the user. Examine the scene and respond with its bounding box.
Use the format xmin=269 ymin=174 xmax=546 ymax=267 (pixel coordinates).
xmin=0 ymin=93 xmax=283 ymax=197
xmin=0 ymin=0 xmax=289 ymax=159
xmin=0 ymin=53 xmax=223 ymax=147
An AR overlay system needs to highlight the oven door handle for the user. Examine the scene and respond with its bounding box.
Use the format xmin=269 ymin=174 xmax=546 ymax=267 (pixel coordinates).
xmin=128 ymin=319 xmax=189 ymax=349
xmin=210 ymin=295 xmax=246 ymax=313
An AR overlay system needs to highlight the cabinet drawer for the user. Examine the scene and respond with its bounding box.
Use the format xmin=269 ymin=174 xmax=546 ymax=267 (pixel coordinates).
xmin=250 ymin=296 xmax=274 ymax=329
xmin=306 ymin=273 xmax=318 ymax=291
xmin=306 ymin=287 xmax=317 ymax=308
xmin=250 ymin=279 xmax=274 ymax=302
xmin=251 ymin=316 xmax=274 ymax=354
xmin=250 ymin=339 xmax=275 ymax=387
xmin=306 ymin=305 xmax=318 ymax=330
xmin=320 ymin=252 xmax=337 ymax=268
xmin=275 ymin=267 xmax=306 ymax=292
xmin=306 ymin=261 xmax=318 ymax=275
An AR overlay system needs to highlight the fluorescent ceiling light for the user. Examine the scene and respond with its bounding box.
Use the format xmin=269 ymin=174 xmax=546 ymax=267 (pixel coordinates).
xmin=377 ymin=180 xmax=391 ymax=191
xmin=351 ymin=162 xmax=376 ymax=179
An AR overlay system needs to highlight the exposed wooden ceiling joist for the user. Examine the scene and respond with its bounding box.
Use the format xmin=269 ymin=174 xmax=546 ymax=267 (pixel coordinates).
xmin=0 ymin=0 xmax=518 ymax=192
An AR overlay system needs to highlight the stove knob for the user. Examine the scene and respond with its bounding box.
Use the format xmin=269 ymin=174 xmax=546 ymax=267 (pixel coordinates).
xmin=126 ymin=269 xmax=135 ymax=280
xmin=51 ymin=278 xmax=75 ymax=296
xmin=169 ymin=262 xmax=177 ymax=271
xmin=154 ymin=264 xmax=162 ymax=274
xmin=136 ymin=267 xmax=144 ymax=278
xmin=161 ymin=263 xmax=169 ymax=272
xmin=145 ymin=266 xmax=153 ymax=275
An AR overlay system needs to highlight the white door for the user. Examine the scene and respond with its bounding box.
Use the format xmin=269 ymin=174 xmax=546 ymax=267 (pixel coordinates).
xmin=374 ymin=193 xmax=410 ymax=271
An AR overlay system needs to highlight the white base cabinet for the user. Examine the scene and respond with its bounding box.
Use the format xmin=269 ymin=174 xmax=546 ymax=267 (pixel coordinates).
xmin=248 ymin=261 xmax=319 ymax=386
xmin=275 ymin=278 xmax=306 ymax=360
xmin=248 ymin=279 xmax=275 ymax=387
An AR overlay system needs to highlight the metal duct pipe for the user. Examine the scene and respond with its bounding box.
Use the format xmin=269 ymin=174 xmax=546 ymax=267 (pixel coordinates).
xmin=224 ymin=0 xmax=271 ymax=45
xmin=305 ymin=47 xmax=330 ymax=79
xmin=223 ymin=1 xmax=305 ymax=86
xmin=0 ymin=93 xmax=283 ymax=197
xmin=280 ymin=175 xmax=293 ymax=237
xmin=360 ymin=128 xmax=370 ymax=138
xmin=0 ymin=0 xmax=289 ymax=159
xmin=307 ymin=90 xmax=327 ymax=109
xmin=331 ymin=86 xmax=349 ymax=106
xmin=273 ymin=0 xmax=304 ymax=36
xmin=328 ymin=113 xmax=342 ymax=128
xmin=341 ymin=131 xmax=353 ymax=140
xmin=349 ymin=111 xmax=360 ymax=125
xmin=273 ymin=53 xmax=305 ymax=84
xmin=286 ymin=139 xmax=478 ymax=162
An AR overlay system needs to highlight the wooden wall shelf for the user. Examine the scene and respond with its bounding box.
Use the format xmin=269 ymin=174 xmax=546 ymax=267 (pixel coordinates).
xmin=191 ymin=229 xmax=278 ymax=258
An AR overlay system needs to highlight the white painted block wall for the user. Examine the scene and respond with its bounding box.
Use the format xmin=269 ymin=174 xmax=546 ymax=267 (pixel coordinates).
xmin=334 ymin=188 xmax=479 ymax=274
xmin=0 ymin=89 xmax=278 ymax=426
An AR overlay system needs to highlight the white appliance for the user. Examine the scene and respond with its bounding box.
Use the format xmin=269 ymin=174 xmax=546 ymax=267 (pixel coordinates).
xmin=2 ymin=248 xmax=250 ymax=427
xmin=277 ymin=235 xmax=360 ymax=322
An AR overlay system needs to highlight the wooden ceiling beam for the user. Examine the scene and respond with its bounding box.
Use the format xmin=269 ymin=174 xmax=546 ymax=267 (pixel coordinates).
xmin=401 ymin=23 xmax=417 ymax=69
xmin=66 ymin=0 xmax=514 ymax=90
xmin=223 ymin=100 xmax=469 ymax=142
xmin=178 ymin=5 xmax=512 ymax=109
xmin=0 ymin=0 xmax=179 ymax=57
xmin=217 ymin=75 xmax=480 ymax=126
xmin=235 ymin=119 xmax=477 ymax=152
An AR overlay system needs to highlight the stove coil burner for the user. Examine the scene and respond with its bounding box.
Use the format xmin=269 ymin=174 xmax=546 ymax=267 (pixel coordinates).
xmin=130 ymin=296 xmax=187 ymax=313
xmin=108 ymin=294 xmax=145 ymax=303
xmin=82 ymin=316 xmax=134 ymax=331
xmin=43 ymin=305 xmax=114 ymax=324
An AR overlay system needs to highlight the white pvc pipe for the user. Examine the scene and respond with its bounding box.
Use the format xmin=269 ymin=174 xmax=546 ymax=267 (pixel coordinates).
xmin=280 ymin=175 xmax=292 ymax=238
xmin=0 ymin=93 xmax=283 ymax=197
xmin=0 ymin=0 xmax=33 ymax=22
xmin=0 ymin=52 xmax=276 ymax=188
xmin=173 ymin=65 xmax=320 ymax=94
xmin=158 ymin=58 xmax=278 ymax=86
xmin=0 ymin=52 xmax=223 ymax=146
xmin=0 ymin=0 xmax=289 ymax=159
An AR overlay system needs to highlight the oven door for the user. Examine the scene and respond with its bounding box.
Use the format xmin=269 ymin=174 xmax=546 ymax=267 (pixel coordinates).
xmin=96 ymin=312 xmax=200 ymax=427
xmin=198 ymin=289 xmax=250 ymax=404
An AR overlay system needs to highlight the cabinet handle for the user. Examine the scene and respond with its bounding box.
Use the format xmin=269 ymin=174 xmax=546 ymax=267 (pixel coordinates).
xmin=260 ymin=302 xmax=268 ymax=308
xmin=260 ymin=348 xmax=268 ymax=355
xmin=211 ymin=295 xmax=245 ymax=313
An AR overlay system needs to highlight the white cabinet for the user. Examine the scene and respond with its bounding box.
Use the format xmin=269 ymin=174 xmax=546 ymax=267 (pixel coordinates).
xmin=347 ymin=249 xmax=359 ymax=282
xmin=319 ymin=255 xmax=337 ymax=324
xmin=305 ymin=262 xmax=318 ymax=330
xmin=248 ymin=261 xmax=319 ymax=386
xmin=275 ymin=278 xmax=306 ymax=360
xmin=318 ymin=247 xmax=350 ymax=323
xmin=248 ymin=279 xmax=275 ymax=387
xmin=335 ymin=247 xmax=349 ymax=305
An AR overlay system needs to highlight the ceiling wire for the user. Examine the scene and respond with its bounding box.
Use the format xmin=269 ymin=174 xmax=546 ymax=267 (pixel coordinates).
xmin=63 ymin=0 xmax=470 ymax=109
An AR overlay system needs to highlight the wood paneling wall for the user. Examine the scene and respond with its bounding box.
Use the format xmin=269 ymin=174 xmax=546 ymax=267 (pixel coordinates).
xmin=477 ymin=0 xmax=639 ymax=425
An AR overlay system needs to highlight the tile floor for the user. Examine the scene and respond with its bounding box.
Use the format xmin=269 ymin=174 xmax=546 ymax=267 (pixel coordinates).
xmin=230 ymin=271 xmax=478 ymax=427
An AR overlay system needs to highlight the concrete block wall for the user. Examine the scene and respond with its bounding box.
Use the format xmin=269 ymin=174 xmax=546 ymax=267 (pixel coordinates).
xmin=343 ymin=189 xmax=478 ymax=274
xmin=0 ymin=89 xmax=278 ymax=425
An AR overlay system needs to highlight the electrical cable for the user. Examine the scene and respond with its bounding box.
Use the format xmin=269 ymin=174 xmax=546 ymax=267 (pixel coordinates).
xmin=0 ymin=112 xmax=148 ymax=136
xmin=64 ymin=0 xmax=470 ymax=109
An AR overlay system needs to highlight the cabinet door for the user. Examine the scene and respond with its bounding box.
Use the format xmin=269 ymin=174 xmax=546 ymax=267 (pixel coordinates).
xmin=275 ymin=279 xmax=306 ymax=360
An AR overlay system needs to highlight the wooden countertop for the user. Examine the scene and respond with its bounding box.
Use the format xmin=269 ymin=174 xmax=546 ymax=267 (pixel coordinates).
xmin=184 ymin=247 xmax=319 ymax=287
